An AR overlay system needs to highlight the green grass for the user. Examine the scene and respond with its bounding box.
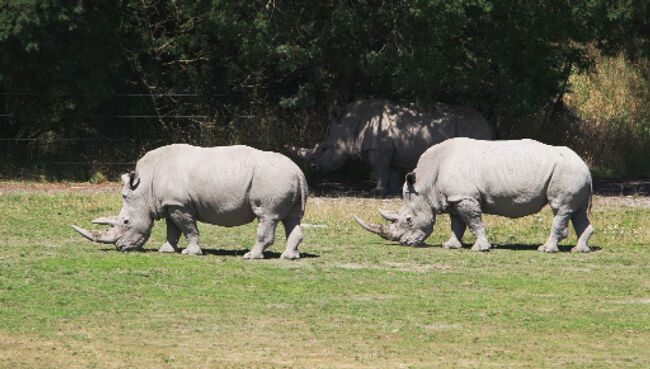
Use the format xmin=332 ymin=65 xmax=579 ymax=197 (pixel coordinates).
xmin=1 ymin=189 xmax=649 ymax=368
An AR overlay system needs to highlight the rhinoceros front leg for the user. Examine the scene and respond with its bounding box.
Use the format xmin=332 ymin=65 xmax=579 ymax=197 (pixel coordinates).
xmin=442 ymin=214 xmax=466 ymax=249
xmin=387 ymin=169 xmax=402 ymax=194
xmin=167 ymin=205 xmax=203 ymax=255
xmin=244 ymin=218 xmax=278 ymax=259
xmin=158 ymin=217 xmax=181 ymax=253
xmin=367 ymin=150 xmax=392 ymax=196
xmin=454 ymin=199 xmax=491 ymax=251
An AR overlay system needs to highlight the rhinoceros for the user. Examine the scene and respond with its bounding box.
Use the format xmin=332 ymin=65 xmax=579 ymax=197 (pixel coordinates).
xmin=354 ymin=138 xmax=594 ymax=253
xmin=286 ymin=99 xmax=492 ymax=195
xmin=72 ymin=144 xmax=308 ymax=259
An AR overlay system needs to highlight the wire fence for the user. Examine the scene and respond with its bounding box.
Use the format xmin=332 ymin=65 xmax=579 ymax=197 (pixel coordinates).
xmin=0 ymin=92 xmax=217 ymax=178
xmin=0 ymin=91 xmax=324 ymax=180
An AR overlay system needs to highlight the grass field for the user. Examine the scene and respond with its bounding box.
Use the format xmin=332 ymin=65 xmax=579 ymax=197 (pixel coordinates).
xmin=1 ymin=184 xmax=649 ymax=368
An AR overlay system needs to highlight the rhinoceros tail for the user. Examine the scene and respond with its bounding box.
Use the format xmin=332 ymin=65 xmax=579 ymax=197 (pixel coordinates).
xmin=298 ymin=172 xmax=309 ymax=217
xmin=587 ymin=181 xmax=594 ymax=214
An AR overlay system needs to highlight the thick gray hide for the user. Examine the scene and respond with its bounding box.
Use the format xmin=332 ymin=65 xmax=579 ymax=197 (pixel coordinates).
xmin=287 ymin=99 xmax=492 ymax=194
xmin=355 ymin=138 xmax=594 ymax=253
xmin=72 ymin=144 xmax=308 ymax=259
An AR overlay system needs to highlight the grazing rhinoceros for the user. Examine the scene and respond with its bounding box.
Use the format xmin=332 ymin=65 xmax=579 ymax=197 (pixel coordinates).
xmin=354 ymin=138 xmax=594 ymax=253
xmin=72 ymin=144 xmax=308 ymax=259
xmin=286 ymin=99 xmax=492 ymax=195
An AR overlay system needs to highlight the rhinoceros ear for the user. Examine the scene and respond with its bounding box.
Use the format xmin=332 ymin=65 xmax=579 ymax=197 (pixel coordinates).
xmin=120 ymin=171 xmax=140 ymax=190
xmin=405 ymin=172 xmax=417 ymax=194
xmin=406 ymin=172 xmax=416 ymax=186
xmin=129 ymin=171 xmax=140 ymax=190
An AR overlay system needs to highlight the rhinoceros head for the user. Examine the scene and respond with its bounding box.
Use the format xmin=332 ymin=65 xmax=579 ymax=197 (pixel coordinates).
xmin=354 ymin=172 xmax=435 ymax=246
xmin=285 ymin=108 xmax=359 ymax=172
xmin=72 ymin=172 xmax=153 ymax=251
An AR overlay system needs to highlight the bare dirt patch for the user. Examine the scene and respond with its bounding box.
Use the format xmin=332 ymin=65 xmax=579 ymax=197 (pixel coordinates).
xmin=0 ymin=181 xmax=119 ymax=195
xmin=593 ymin=195 xmax=650 ymax=209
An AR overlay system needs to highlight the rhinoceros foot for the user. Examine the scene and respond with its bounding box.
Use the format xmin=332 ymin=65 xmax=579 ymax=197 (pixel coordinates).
xmin=158 ymin=242 xmax=178 ymax=253
xmin=537 ymin=243 xmax=559 ymax=253
xmin=571 ymin=245 xmax=591 ymax=253
xmin=368 ymin=187 xmax=389 ymax=197
xmin=280 ymin=250 xmax=300 ymax=260
xmin=243 ymin=250 xmax=265 ymax=260
xmin=471 ymin=239 xmax=492 ymax=252
xmin=182 ymin=244 xmax=203 ymax=255
xmin=442 ymin=238 xmax=463 ymax=250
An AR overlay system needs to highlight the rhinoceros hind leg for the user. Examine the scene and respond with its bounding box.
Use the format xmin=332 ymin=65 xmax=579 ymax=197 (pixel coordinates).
xmin=539 ymin=209 xmax=570 ymax=253
xmin=442 ymin=215 xmax=466 ymax=249
xmin=159 ymin=217 xmax=181 ymax=253
xmin=280 ymin=217 xmax=302 ymax=259
xmin=244 ymin=218 xmax=278 ymax=260
xmin=455 ymin=199 xmax=492 ymax=252
xmin=570 ymin=208 xmax=593 ymax=253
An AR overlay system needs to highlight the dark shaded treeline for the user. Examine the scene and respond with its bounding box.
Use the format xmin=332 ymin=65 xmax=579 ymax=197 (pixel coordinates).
xmin=1 ymin=1 xmax=648 ymax=179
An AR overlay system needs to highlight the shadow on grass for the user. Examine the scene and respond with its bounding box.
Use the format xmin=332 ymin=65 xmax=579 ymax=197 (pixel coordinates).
xmin=382 ymin=243 xmax=602 ymax=252
xmin=202 ymin=248 xmax=319 ymax=259
xmin=99 ymin=247 xmax=320 ymax=258
xmin=491 ymin=243 xmax=601 ymax=252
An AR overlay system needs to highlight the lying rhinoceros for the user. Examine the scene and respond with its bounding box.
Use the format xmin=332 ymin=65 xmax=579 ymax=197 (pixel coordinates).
xmin=355 ymin=138 xmax=594 ymax=252
xmin=72 ymin=144 xmax=308 ymax=259
xmin=286 ymin=99 xmax=492 ymax=195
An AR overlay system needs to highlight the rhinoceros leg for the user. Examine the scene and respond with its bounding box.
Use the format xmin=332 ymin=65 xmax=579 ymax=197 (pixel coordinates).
xmin=244 ymin=218 xmax=278 ymax=259
xmin=539 ymin=209 xmax=570 ymax=253
xmin=280 ymin=217 xmax=302 ymax=259
xmin=570 ymin=208 xmax=593 ymax=253
xmin=367 ymin=150 xmax=392 ymax=196
xmin=166 ymin=205 xmax=203 ymax=255
xmin=455 ymin=199 xmax=491 ymax=251
xmin=442 ymin=214 xmax=466 ymax=249
xmin=159 ymin=217 xmax=181 ymax=253
xmin=387 ymin=170 xmax=402 ymax=194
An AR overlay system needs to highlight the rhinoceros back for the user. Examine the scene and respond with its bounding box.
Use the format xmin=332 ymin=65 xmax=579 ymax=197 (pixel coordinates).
xmin=384 ymin=102 xmax=492 ymax=168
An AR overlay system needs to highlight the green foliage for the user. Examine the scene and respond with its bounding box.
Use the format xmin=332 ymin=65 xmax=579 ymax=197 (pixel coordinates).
xmin=1 ymin=1 xmax=648 ymax=177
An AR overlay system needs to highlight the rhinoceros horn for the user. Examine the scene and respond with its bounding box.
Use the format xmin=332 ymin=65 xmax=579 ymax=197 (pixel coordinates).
xmin=71 ymin=217 xmax=122 ymax=244
xmin=353 ymin=215 xmax=398 ymax=241
xmin=284 ymin=145 xmax=316 ymax=161
xmin=379 ymin=209 xmax=399 ymax=222
xmin=91 ymin=216 xmax=119 ymax=226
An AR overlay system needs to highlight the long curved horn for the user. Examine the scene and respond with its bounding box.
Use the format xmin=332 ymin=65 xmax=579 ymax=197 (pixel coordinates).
xmin=379 ymin=209 xmax=399 ymax=222
xmin=71 ymin=225 xmax=121 ymax=244
xmin=353 ymin=215 xmax=398 ymax=241
xmin=92 ymin=216 xmax=119 ymax=226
